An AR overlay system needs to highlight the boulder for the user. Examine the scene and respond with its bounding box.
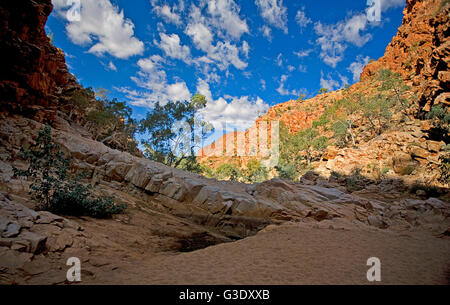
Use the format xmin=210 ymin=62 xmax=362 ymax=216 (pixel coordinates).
xmin=392 ymin=152 xmax=417 ymax=175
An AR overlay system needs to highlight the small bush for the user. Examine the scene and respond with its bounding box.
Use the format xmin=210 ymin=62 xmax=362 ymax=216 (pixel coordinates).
xmin=275 ymin=163 xmax=297 ymax=181
xmin=345 ymin=168 xmax=366 ymax=192
xmin=13 ymin=125 xmax=126 ymax=218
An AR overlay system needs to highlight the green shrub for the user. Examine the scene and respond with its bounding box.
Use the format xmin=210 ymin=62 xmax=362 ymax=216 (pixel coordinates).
xmin=13 ymin=125 xmax=126 ymax=218
xmin=216 ymin=163 xmax=241 ymax=181
xmin=275 ymin=163 xmax=297 ymax=181
xmin=426 ymin=105 xmax=450 ymax=134
xmin=345 ymin=168 xmax=366 ymax=192
xmin=381 ymin=167 xmax=390 ymax=176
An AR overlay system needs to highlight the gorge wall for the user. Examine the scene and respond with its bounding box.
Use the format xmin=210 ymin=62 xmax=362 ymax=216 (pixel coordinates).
xmin=0 ymin=0 xmax=78 ymax=121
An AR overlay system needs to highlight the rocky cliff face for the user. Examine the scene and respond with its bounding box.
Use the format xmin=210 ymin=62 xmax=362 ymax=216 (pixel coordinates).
xmin=361 ymin=0 xmax=449 ymax=111
xmin=0 ymin=0 xmax=78 ymax=121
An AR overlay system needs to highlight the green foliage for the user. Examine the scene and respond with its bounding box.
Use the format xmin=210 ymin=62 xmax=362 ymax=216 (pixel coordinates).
xmin=332 ymin=120 xmax=349 ymax=147
xmin=199 ymin=163 xmax=216 ymax=178
xmin=216 ymin=163 xmax=241 ymax=181
xmin=312 ymin=114 xmax=330 ymax=128
xmin=376 ymin=69 xmax=413 ymax=116
xmin=13 ymin=126 xmax=126 ymax=218
xmin=139 ymin=94 xmax=211 ymax=170
xmin=275 ymin=163 xmax=297 ymax=181
xmin=381 ymin=167 xmax=390 ymax=176
xmin=318 ymin=88 xmax=328 ymax=94
xmin=426 ymin=105 xmax=450 ymax=133
xmin=69 ymin=87 xmax=95 ymax=113
xmin=344 ymin=167 xmax=366 ymax=192
xmin=296 ymin=94 xmax=306 ymax=102
xmin=277 ymin=122 xmax=328 ymax=179
xmin=361 ymin=93 xmax=393 ymax=135
xmin=244 ymin=159 xmax=268 ymax=183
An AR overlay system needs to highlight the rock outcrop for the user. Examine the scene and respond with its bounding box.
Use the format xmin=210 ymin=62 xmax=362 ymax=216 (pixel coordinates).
xmin=361 ymin=0 xmax=449 ymax=111
xmin=0 ymin=0 xmax=78 ymax=121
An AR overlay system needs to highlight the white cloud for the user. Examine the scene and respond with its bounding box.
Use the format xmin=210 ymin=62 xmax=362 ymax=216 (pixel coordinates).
xmin=260 ymin=25 xmax=273 ymax=41
xmin=255 ymin=0 xmax=288 ymax=33
xmin=347 ymin=55 xmax=370 ymax=82
xmin=320 ymin=71 xmax=349 ymax=91
xmin=206 ymin=0 xmax=249 ymax=40
xmin=53 ymin=0 xmax=144 ymax=59
xmin=108 ymin=61 xmax=117 ymax=71
xmin=314 ymin=13 xmax=371 ymax=67
xmin=151 ymin=1 xmax=183 ymax=25
xmin=276 ymin=53 xmax=283 ymax=66
xmin=260 ymin=79 xmax=266 ymax=90
xmin=196 ymin=78 xmax=214 ymax=102
xmin=195 ymin=79 xmax=270 ymax=132
xmin=277 ymin=74 xmax=305 ymax=96
xmin=368 ymin=0 xmax=404 ymax=12
xmin=298 ymin=65 xmax=307 ymax=73
xmin=156 ymin=33 xmax=191 ymax=62
xmin=242 ymin=41 xmax=250 ymax=58
xmin=287 ymin=65 xmax=295 ymax=72
xmin=295 ymin=8 xmax=312 ymax=29
xmin=293 ymin=49 xmax=312 ymax=58
xmin=185 ymin=22 xmax=214 ymax=52
xmin=185 ymin=3 xmax=248 ymax=71
xmin=120 ymin=55 xmax=191 ymax=106
xmin=366 ymin=0 xmax=405 ymax=23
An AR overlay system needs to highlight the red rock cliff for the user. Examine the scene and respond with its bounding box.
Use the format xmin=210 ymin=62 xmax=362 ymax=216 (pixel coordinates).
xmin=0 ymin=0 xmax=78 ymax=121
xmin=361 ymin=0 xmax=449 ymax=111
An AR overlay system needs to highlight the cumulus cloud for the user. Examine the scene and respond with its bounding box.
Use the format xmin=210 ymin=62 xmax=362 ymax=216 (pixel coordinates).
xmin=185 ymin=2 xmax=248 ymax=71
xmin=295 ymin=8 xmax=312 ymax=29
xmin=196 ymin=79 xmax=270 ymax=132
xmin=206 ymin=0 xmax=249 ymax=40
xmin=156 ymin=33 xmax=191 ymax=62
xmin=314 ymin=13 xmax=371 ymax=67
xmin=320 ymin=71 xmax=349 ymax=91
xmin=260 ymin=25 xmax=273 ymax=41
xmin=347 ymin=55 xmax=370 ymax=82
xmin=277 ymin=74 xmax=306 ymax=96
xmin=255 ymin=0 xmax=288 ymax=33
xmin=151 ymin=0 xmax=184 ymax=25
xmin=366 ymin=0 xmax=405 ymax=23
xmin=314 ymin=0 xmax=404 ymax=67
xmin=119 ymin=55 xmax=191 ymax=107
xmin=52 ymin=0 xmax=144 ymax=59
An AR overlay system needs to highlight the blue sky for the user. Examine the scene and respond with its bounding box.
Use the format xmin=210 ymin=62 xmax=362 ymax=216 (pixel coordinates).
xmin=48 ymin=0 xmax=405 ymax=138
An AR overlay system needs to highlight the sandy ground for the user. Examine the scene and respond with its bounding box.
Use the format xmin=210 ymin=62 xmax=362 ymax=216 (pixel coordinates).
xmin=80 ymin=224 xmax=450 ymax=285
